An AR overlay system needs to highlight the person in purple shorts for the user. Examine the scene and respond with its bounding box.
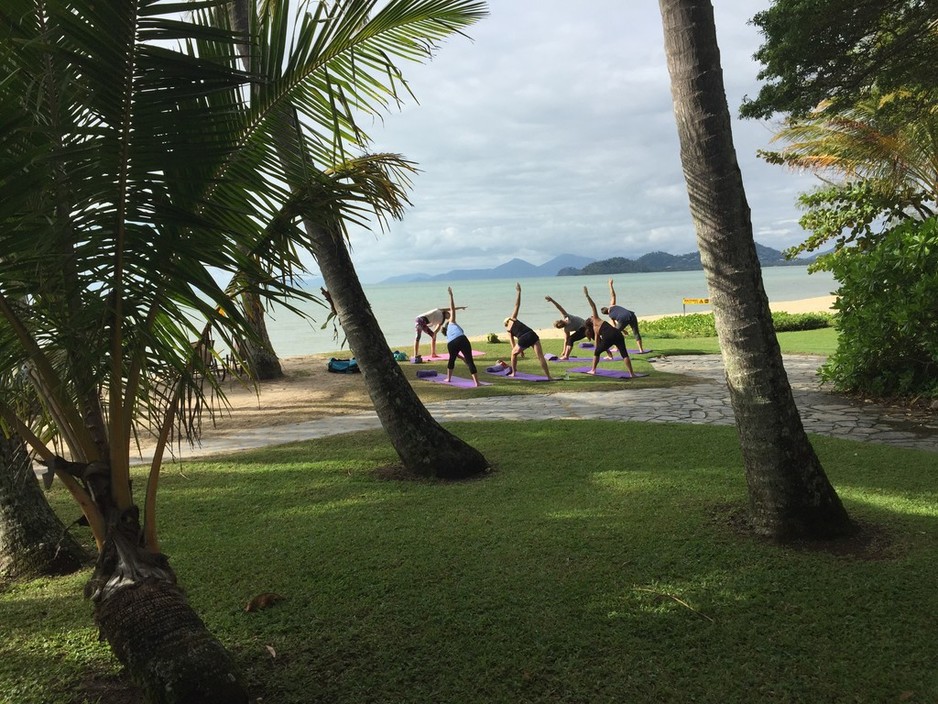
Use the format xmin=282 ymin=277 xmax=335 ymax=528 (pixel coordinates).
xmin=600 ymin=278 xmax=645 ymax=353
xmin=502 ymin=282 xmax=552 ymax=380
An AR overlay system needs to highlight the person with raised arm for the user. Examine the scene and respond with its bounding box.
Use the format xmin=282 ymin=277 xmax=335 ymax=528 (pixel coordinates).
xmin=584 ymin=286 xmax=636 ymax=377
xmin=601 ymin=278 xmax=645 ymax=353
xmin=545 ymin=295 xmax=588 ymax=360
xmin=413 ymin=302 xmax=466 ymax=360
xmin=444 ymin=287 xmax=480 ymax=386
xmin=503 ymin=282 xmax=552 ymax=379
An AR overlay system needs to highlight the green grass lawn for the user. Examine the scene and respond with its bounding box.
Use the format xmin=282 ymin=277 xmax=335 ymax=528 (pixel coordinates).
xmin=2 ymin=419 xmax=936 ymax=704
xmin=7 ymin=322 xmax=931 ymax=704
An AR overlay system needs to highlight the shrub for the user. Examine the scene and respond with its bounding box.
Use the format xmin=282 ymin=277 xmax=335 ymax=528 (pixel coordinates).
xmin=642 ymin=311 xmax=833 ymax=338
xmin=820 ymin=217 xmax=938 ymax=399
xmin=486 ymin=332 xmax=501 ymax=344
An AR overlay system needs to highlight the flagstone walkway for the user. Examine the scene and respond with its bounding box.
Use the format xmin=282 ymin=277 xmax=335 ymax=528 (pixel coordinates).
xmin=146 ymin=355 xmax=937 ymax=464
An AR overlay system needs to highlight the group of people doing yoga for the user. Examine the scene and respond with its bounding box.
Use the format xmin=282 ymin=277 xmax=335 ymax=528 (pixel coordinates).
xmin=413 ymin=279 xmax=644 ymax=384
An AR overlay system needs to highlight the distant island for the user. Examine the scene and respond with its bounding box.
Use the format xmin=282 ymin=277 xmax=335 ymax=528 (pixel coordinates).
xmin=379 ymin=244 xmax=813 ymax=284
xmin=557 ymin=243 xmax=814 ymax=276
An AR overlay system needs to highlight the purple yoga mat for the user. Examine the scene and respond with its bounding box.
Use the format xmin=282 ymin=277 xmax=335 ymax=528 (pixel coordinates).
xmin=420 ymin=375 xmax=491 ymax=387
xmin=568 ymin=366 xmax=648 ymax=379
xmin=484 ymin=368 xmax=553 ymax=382
xmin=549 ymin=356 xmax=617 ymax=363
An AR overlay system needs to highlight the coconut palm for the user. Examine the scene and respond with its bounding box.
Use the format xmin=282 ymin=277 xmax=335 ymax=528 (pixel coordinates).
xmin=1 ymin=431 xmax=89 ymax=580
xmin=227 ymin=0 xmax=490 ymax=479
xmin=0 ymin=0 xmax=487 ymax=700
xmin=766 ymin=91 xmax=938 ymax=206
xmin=657 ymin=0 xmax=854 ymax=540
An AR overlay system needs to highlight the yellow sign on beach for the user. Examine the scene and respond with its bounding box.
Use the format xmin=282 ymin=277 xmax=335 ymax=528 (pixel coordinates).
xmin=682 ymin=297 xmax=710 ymax=305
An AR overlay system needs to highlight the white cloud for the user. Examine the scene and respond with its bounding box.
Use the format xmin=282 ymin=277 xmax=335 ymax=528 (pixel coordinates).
xmin=337 ymin=0 xmax=818 ymax=282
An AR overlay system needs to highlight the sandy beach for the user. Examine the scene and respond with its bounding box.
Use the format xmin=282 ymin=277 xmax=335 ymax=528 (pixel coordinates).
xmin=151 ymin=295 xmax=836 ymax=446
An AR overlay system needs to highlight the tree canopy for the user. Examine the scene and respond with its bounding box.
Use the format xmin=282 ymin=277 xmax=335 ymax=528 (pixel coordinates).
xmin=741 ymin=0 xmax=938 ymax=119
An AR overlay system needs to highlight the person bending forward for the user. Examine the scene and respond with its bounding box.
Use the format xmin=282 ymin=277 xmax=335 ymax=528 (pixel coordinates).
xmin=584 ymin=286 xmax=636 ymax=376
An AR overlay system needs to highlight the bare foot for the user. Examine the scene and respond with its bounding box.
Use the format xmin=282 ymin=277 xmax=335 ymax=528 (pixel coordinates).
xmin=586 ymin=370 xmax=596 ymax=375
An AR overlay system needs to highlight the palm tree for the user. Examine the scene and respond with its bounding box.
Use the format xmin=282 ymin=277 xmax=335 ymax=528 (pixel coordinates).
xmin=227 ymin=0 xmax=489 ymax=479
xmin=767 ymin=93 xmax=938 ymax=201
xmin=1 ymin=431 xmax=88 ymax=580
xmin=760 ymin=92 xmax=938 ymax=256
xmin=657 ymin=0 xmax=854 ymax=540
xmin=0 ymin=0 xmax=487 ymax=700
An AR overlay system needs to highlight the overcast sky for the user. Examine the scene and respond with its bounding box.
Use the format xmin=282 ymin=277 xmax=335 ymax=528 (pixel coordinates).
xmin=340 ymin=0 xmax=817 ymax=283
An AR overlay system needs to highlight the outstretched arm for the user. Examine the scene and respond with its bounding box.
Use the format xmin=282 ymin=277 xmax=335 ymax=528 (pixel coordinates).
xmin=608 ymin=278 xmax=617 ymax=306
xmin=584 ymin=286 xmax=599 ymax=318
xmin=510 ymin=282 xmax=522 ymax=320
xmin=447 ymin=287 xmax=456 ymax=324
xmin=545 ymin=295 xmax=568 ymax=317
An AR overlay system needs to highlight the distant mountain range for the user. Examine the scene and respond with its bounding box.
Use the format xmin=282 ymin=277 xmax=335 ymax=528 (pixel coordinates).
xmin=380 ymin=244 xmax=814 ymax=283
xmin=558 ymin=243 xmax=815 ymax=276
xmin=380 ymin=253 xmax=596 ymax=284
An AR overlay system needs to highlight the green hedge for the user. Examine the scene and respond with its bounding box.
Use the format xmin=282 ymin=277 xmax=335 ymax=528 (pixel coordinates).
xmin=642 ymin=311 xmax=834 ymax=338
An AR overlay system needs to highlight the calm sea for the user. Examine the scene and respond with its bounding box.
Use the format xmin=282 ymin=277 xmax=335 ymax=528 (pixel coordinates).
xmin=263 ymin=266 xmax=837 ymax=357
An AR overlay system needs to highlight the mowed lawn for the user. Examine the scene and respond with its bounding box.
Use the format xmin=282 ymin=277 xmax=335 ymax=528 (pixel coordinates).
xmin=2 ymin=418 xmax=936 ymax=704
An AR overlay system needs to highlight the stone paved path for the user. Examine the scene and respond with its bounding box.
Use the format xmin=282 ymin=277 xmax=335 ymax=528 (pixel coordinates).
xmin=152 ymin=355 xmax=938 ymax=463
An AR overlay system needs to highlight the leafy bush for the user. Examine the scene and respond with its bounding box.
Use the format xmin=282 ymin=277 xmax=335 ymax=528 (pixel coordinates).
xmin=642 ymin=311 xmax=833 ymax=338
xmin=771 ymin=311 xmax=836 ymax=332
xmin=820 ymin=217 xmax=938 ymax=399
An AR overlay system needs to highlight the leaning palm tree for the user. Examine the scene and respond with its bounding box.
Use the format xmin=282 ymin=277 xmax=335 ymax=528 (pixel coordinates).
xmin=225 ymin=0 xmax=489 ymax=479
xmin=657 ymin=0 xmax=854 ymax=541
xmin=0 ymin=0 xmax=488 ymax=700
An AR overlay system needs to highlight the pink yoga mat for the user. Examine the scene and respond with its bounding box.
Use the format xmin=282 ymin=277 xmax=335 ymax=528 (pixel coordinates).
xmin=568 ymin=366 xmax=648 ymax=379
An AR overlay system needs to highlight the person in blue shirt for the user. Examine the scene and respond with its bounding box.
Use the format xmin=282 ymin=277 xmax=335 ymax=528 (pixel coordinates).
xmin=600 ymin=278 xmax=645 ymax=353
xmin=444 ymin=287 xmax=480 ymax=386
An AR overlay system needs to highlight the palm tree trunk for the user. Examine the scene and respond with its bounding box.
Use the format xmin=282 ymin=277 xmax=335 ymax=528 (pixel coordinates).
xmin=239 ymin=286 xmax=284 ymax=380
xmin=88 ymin=507 xmax=249 ymax=704
xmin=658 ymin=0 xmax=853 ymax=540
xmin=309 ymin=229 xmax=489 ymax=479
xmin=0 ymin=432 xmax=88 ymax=580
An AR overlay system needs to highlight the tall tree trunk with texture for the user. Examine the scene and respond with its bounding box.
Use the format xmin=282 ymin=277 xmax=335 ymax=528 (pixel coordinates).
xmin=239 ymin=286 xmax=283 ymax=380
xmin=0 ymin=432 xmax=88 ymax=580
xmin=310 ymin=229 xmax=489 ymax=479
xmin=86 ymin=499 xmax=248 ymax=703
xmin=658 ymin=0 xmax=854 ymax=540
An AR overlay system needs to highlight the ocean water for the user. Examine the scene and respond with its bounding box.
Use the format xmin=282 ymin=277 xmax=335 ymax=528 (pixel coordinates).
xmin=263 ymin=266 xmax=837 ymax=357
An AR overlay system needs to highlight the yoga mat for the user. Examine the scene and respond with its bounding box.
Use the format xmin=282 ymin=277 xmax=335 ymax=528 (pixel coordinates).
xmin=484 ymin=368 xmax=553 ymax=382
xmin=423 ymin=350 xmax=486 ymax=361
xmin=568 ymin=366 xmax=648 ymax=379
xmin=415 ymin=369 xmax=438 ymax=378
xmin=420 ymin=375 xmax=490 ymax=387
xmin=578 ymin=342 xmax=595 ymax=349
xmin=549 ymin=356 xmax=620 ymax=363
